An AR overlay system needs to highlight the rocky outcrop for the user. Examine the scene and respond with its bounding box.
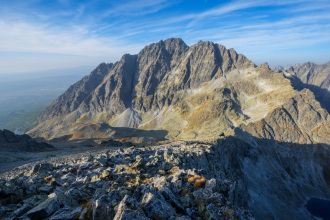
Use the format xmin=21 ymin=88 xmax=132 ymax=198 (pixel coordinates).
xmin=0 ymin=129 xmax=54 ymax=152
xmin=0 ymin=137 xmax=328 ymax=220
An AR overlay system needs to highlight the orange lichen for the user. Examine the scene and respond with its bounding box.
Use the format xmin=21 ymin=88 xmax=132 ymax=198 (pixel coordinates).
xmin=142 ymin=178 xmax=153 ymax=184
xmin=188 ymin=176 xmax=196 ymax=183
xmin=194 ymin=176 xmax=206 ymax=188
xmin=185 ymin=175 xmax=206 ymax=188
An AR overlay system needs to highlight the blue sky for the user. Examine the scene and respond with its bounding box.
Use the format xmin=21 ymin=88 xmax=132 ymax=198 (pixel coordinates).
xmin=0 ymin=0 xmax=329 ymax=74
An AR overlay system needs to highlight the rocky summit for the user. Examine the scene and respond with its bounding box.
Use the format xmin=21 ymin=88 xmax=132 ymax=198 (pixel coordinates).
xmin=1 ymin=39 xmax=329 ymax=220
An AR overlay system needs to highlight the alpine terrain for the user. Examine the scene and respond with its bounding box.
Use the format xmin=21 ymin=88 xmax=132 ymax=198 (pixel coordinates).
xmin=1 ymin=39 xmax=329 ymax=220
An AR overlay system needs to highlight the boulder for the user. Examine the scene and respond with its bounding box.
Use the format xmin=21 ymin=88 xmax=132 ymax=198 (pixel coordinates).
xmin=13 ymin=203 xmax=33 ymax=218
xmin=31 ymin=163 xmax=54 ymax=174
xmin=160 ymin=187 xmax=185 ymax=213
xmin=92 ymin=191 xmax=123 ymax=220
xmin=50 ymin=189 xmax=79 ymax=208
xmin=141 ymin=191 xmax=175 ymax=219
xmin=114 ymin=195 xmax=148 ymax=220
xmin=26 ymin=196 xmax=60 ymax=219
xmin=49 ymin=207 xmax=81 ymax=220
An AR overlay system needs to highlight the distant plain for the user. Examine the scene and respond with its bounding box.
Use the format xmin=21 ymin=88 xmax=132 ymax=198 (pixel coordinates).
xmin=0 ymin=66 xmax=93 ymax=131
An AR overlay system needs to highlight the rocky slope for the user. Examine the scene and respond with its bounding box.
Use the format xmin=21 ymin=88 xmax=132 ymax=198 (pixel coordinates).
xmin=235 ymin=89 xmax=330 ymax=144
xmin=29 ymin=39 xmax=302 ymax=141
xmin=0 ymin=136 xmax=328 ymax=220
xmin=283 ymin=61 xmax=330 ymax=112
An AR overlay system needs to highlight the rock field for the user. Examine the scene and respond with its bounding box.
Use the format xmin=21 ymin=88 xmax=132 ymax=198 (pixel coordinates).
xmin=0 ymin=141 xmax=254 ymax=220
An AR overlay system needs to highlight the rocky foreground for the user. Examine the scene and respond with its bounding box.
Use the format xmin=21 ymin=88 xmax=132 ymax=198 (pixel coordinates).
xmin=1 ymin=136 xmax=329 ymax=220
xmin=0 ymin=140 xmax=255 ymax=220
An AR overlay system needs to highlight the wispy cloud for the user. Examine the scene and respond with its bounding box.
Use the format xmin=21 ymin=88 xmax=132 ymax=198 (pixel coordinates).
xmin=102 ymin=0 xmax=176 ymax=17
xmin=0 ymin=0 xmax=329 ymax=73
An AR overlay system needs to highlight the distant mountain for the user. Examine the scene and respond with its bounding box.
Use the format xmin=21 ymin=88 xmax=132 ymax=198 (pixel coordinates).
xmin=29 ymin=38 xmax=329 ymax=146
xmin=283 ymin=61 xmax=330 ymax=112
xmin=271 ymin=63 xmax=302 ymax=72
xmin=270 ymin=65 xmax=283 ymax=71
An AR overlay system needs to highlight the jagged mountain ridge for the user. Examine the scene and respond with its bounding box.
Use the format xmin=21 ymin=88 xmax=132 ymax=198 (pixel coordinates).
xmin=285 ymin=61 xmax=329 ymax=88
xmin=29 ymin=39 xmax=328 ymax=143
xmin=40 ymin=39 xmax=253 ymax=117
xmin=235 ymin=89 xmax=330 ymax=144
xmin=283 ymin=61 xmax=330 ymax=112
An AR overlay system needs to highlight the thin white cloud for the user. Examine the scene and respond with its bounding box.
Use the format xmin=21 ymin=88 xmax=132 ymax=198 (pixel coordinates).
xmin=0 ymin=20 xmax=141 ymax=58
xmin=102 ymin=0 xmax=175 ymax=17
xmin=0 ymin=0 xmax=329 ymax=73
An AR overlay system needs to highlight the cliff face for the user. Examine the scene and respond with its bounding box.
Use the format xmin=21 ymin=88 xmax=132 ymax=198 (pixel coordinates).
xmin=29 ymin=39 xmax=329 ymax=145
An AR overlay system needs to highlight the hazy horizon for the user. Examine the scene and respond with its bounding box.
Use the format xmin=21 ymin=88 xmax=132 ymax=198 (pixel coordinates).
xmin=0 ymin=0 xmax=329 ymax=75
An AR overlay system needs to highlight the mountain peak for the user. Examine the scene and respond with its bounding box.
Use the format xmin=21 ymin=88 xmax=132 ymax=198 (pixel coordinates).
xmin=29 ymin=39 xmax=328 ymax=144
xmin=257 ymin=62 xmax=270 ymax=70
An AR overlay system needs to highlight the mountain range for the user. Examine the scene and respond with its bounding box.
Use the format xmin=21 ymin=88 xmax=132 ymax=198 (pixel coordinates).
xmin=1 ymin=38 xmax=329 ymax=220
xmin=28 ymin=38 xmax=329 ymax=146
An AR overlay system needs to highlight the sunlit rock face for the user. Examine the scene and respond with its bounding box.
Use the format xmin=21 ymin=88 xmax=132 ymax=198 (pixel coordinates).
xmin=29 ymin=38 xmax=314 ymax=142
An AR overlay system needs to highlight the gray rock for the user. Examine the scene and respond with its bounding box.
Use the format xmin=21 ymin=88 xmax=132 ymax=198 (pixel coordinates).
xmin=13 ymin=203 xmax=33 ymax=217
xmin=169 ymin=216 xmax=192 ymax=220
xmin=79 ymin=207 xmax=88 ymax=220
xmin=141 ymin=191 xmax=175 ymax=219
xmin=23 ymin=195 xmax=48 ymax=207
xmin=50 ymin=189 xmax=79 ymax=208
xmin=160 ymin=187 xmax=185 ymax=213
xmin=26 ymin=196 xmax=60 ymax=219
xmin=92 ymin=191 xmax=123 ymax=220
xmin=65 ymin=188 xmax=82 ymax=203
xmin=285 ymin=61 xmax=330 ymax=112
xmin=39 ymin=185 xmax=53 ymax=194
xmin=113 ymin=195 xmax=148 ymax=220
xmin=49 ymin=207 xmax=81 ymax=220
xmin=186 ymin=208 xmax=193 ymax=216
xmin=95 ymin=157 xmax=108 ymax=167
xmin=31 ymin=163 xmax=53 ymax=174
